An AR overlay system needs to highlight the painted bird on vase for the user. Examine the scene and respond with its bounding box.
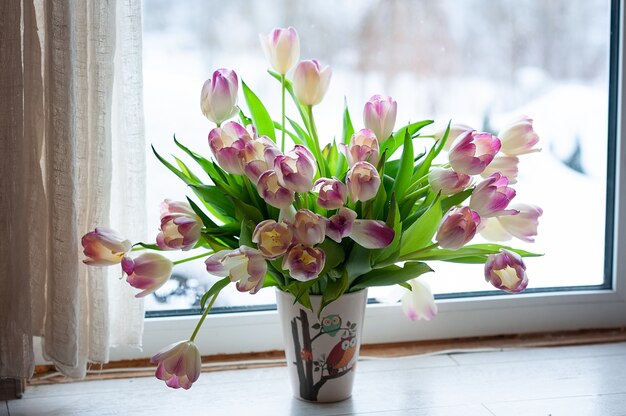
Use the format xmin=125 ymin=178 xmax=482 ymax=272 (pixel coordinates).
xmin=325 ymin=335 xmax=357 ymax=376
xmin=320 ymin=314 xmax=342 ymax=336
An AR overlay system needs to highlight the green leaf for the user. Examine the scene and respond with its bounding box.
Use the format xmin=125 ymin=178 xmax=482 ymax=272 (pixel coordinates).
xmin=350 ymin=262 xmax=433 ymax=291
xmin=286 ymin=280 xmax=318 ymax=310
xmin=186 ymin=196 xmax=217 ymax=229
xmin=441 ymin=188 xmax=474 ymax=212
xmin=239 ymin=219 xmax=255 ymax=247
xmin=342 ymin=98 xmax=355 ymax=144
xmin=345 ymin=244 xmax=373 ymax=283
xmin=273 ymin=120 xmax=303 ymax=145
xmin=190 ymin=184 xmax=236 ymax=221
xmin=380 ymin=120 xmax=433 ymax=157
xmin=399 ymin=195 xmax=442 ymax=256
xmin=320 ymin=270 xmax=349 ymax=315
xmin=152 ymin=145 xmax=196 ymax=186
xmin=287 ymin=117 xmax=315 ymax=152
xmin=319 ymin=239 xmax=345 ymax=275
xmin=230 ymin=197 xmax=264 ymax=224
xmin=242 ymin=80 xmax=276 ymax=142
xmin=413 ymin=122 xmax=450 ymax=181
xmin=200 ymin=277 xmax=230 ymax=309
xmin=404 ymin=243 xmax=543 ymax=263
xmin=372 ymin=194 xmax=402 ymax=266
xmin=391 ymin=129 xmax=414 ymax=202
xmin=174 ymin=157 xmax=202 ymax=184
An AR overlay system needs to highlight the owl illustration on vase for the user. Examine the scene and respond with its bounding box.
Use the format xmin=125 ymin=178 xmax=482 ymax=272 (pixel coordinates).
xmin=320 ymin=314 xmax=342 ymax=336
xmin=325 ymin=335 xmax=357 ymax=375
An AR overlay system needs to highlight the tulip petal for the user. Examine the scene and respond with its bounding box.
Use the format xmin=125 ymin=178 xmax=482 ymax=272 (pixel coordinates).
xmin=349 ymin=220 xmax=394 ymax=249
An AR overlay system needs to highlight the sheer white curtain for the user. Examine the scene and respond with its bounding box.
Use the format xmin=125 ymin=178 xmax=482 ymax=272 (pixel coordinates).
xmin=0 ymin=0 xmax=146 ymax=379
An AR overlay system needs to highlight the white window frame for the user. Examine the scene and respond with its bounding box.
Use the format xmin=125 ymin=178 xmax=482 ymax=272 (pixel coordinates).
xmin=105 ymin=2 xmax=626 ymax=361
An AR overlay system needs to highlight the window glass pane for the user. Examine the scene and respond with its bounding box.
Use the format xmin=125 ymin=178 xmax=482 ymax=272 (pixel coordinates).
xmin=142 ymin=0 xmax=611 ymax=312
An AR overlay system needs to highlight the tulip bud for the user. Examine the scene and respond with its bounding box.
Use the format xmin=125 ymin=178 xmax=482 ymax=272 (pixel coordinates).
xmin=343 ymin=128 xmax=380 ymax=167
xmin=282 ymin=244 xmax=326 ymax=281
xmin=480 ymin=155 xmax=519 ymax=184
xmin=497 ymin=203 xmax=543 ymax=243
xmin=256 ymin=170 xmax=295 ymax=209
xmin=484 ymin=249 xmax=528 ymax=293
xmin=208 ymin=121 xmax=253 ymax=175
xmin=498 ymin=116 xmax=541 ymax=156
xmin=122 ymin=253 xmax=174 ymax=298
xmin=252 ymin=219 xmax=293 ymax=259
xmin=205 ymin=246 xmax=267 ymax=294
xmin=346 ymin=161 xmax=380 ymax=202
xmin=401 ymin=279 xmax=438 ymax=321
xmin=259 ymin=27 xmax=300 ymax=75
xmin=428 ymin=167 xmax=472 ymax=195
xmin=292 ymin=209 xmax=326 ymax=247
xmin=448 ymin=130 xmax=501 ymax=175
xmin=363 ymin=95 xmax=397 ymax=142
xmin=82 ymin=227 xmax=132 ymax=266
xmin=151 ymin=340 xmax=201 ymax=390
xmin=435 ymin=123 xmax=473 ymax=151
xmin=157 ymin=200 xmax=203 ymax=251
xmin=314 ymin=177 xmax=347 ymax=210
xmin=293 ymin=59 xmax=332 ymax=106
xmin=435 ymin=206 xmax=481 ymax=250
xmin=470 ymin=173 xmax=517 ymax=218
xmin=274 ymin=145 xmax=316 ymax=193
xmin=200 ymin=68 xmax=238 ymax=125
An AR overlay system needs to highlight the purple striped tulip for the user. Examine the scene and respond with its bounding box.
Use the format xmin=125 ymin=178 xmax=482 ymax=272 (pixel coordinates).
xmin=484 ymin=249 xmax=528 ymax=293
xmin=274 ymin=145 xmax=316 ymax=193
xmin=436 ymin=123 xmax=473 ymax=151
xmin=402 ymin=279 xmax=438 ymax=321
xmin=314 ymin=177 xmax=347 ymax=210
xmin=200 ymin=68 xmax=238 ymax=126
xmin=470 ymin=173 xmax=518 ymax=218
xmin=325 ymin=207 xmax=394 ymax=248
xmin=428 ymin=167 xmax=472 ymax=195
xmin=435 ymin=206 xmax=481 ymax=250
xmin=346 ymin=161 xmax=380 ymax=202
xmin=82 ymin=227 xmax=131 ymax=266
xmin=122 ymin=253 xmax=174 ymax=298
xmin=204 ymin=246 xmax=267 ymax=294
xmin=498 ymin=116 xmax=541 ymax=156
xmin=282 ymin=244 xmax=326 ymax=281
xmin=325 ymin=207 xmax=358 ymax=243
xmin=151 ymin=340 xmax=201 ymax=390
xmin=481 ymin=155 xmax=519 ymax=184
xmin=156 ymin=200 xmax=203 ymax=251
xmin=259 ymin=27 xmax=300 ymax=75
xmin=363 ymin=95 xmax=397 ymax=142
xmin=242 ymin=136 xmax=282 ymax=184
xmin=293 ymin=59 xmax=332 ymax=106
xmin=208 ymin=121 xmax=252 ymax=175
xmin=448 ymin=130 xmax=501 ymax=175
xmin=256 ymin=170 xmax=295 ymax=209
xmin=292 ymin=209 xmax=326 ymax=247
xmin=497 ymin=203 xmax=543 ymax=243
xmin=343 ymin=128 xmax=380 ymax=167
xmin=252 ymin=219 xmax=293 ymax=259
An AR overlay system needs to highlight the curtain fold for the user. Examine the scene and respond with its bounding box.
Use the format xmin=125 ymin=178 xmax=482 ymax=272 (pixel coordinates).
xmin=0 ymin=0 xmax=146 ymax=379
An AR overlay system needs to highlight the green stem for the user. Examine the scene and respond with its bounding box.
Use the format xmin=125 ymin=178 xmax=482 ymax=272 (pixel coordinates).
xmin=281 ymin=74 xmax=286 ymax=152
xmin=306 ymin=105 xmax=326 ymax=178
xmin=190 ymin=293 xmax=219 ymax=342
xmin=398 ymin=243 xmax=440 ymax=262
xmin=173 ymin=252 xmax=213 ymax=265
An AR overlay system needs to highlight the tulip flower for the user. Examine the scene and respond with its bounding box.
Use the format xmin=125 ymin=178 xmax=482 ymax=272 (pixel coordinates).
xmin=325 ymin=207 xmax=358 ymax=243
xmin=200 ymin=68 xmax=238 ymax=126
xmin=156 ymin=200 xmax=203 ymax=251
xmin=346 ymin=161 xmax=380 ymax=202
xmin=151 ymin=340 xmax=201 ymax=390
xmin=498 ymin=116 xmax=541 ymax=156
xmin=435 ymin=123 xmax=473 ymax=151
xmin=496 ymin=203 xmax=543 ymax=243
xmin=470 ymin=173 xmax=518 ymax=218
xmin=256 ymin=170 xmax=295 ymax=209
xmin=484 ymin=249 xmax=528 ymax=293
xmin=350 ymin=219 xmax=395 ymax=249
xmin=242 ymin=136 xmax=282 ymax=184
xmin=208 ymin=121 xmax=253 ymax=175
xmin=343 ymin=128 xmax=380 ymax=167
xmin=205 ymin=246 xmax=267 ymax=294
xmin=252 ymin=219 xmax=293 ymax=259
xmin=122 ymin=253 xmax=174 ymax=298
xmin=274 ymin=145 xmax=316 ymax=193
xmin=363 ymin=95 xmax=397 ymax=142
xmin=282 ymin=244 xmax=326 ymax=281
xmin=314 ymin=177 xmax=347 ymax=210
xmin=293 ymin=59 xmax=332 ymax=106
xmin=292 ymin=209 xmax=327 ymax=247
xmin=401 ymin=279 xmax=438 ymax=321
xmin=82 ymin=227 xmax=132 ymax=266
xmin=435 ymin=206 xmax=481 ymax=250
xmin=448 ymin=130 xmax=501 ymax=175
xmin=428 ymin=167 xmax=472 ymax=195
xmin=481 ymin=155 xmax=519 ymax=184
xmin=259 ymin=27 xmax=300 ymax=74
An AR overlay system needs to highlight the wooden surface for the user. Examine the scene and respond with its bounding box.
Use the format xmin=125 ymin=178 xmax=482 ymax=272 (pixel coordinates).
xmin=4 ymin=341 xmax=626 ymax=415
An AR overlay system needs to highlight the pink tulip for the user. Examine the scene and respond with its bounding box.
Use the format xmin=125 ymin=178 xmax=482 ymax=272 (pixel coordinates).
xmin=205 ymin=246 xmax=267 ymax=294
xmin=242 ymin=136 xmax=282 ymax=184
xmin=282 ymin=244 xmax=326 ymax=281
xmin=82 ymin=227 xmax=131 ymax=266
xmin=122 ymin=253 xmax=174 ymax=298
xmin=200 ymin=68 xmax=238 ymax=125
xmin=401 ymin=279 xmax=438 ymax=321
xmin=346 ymin=161 xmax=380 ymax=202
xmin=497 ymin=203 xmax=543 ymax=243
xmin=343 ymin=128 xmax=380 ymax=167
xmin=436 ymin=123 xmax=473 ymax=151
xmin=325 ymin=207 xmax=358 ymax=243
xmin=151 ymin=340 xmax=201 ymax=390
xmin=156 ymin=200 xmax=203 ymax=251
xmin=274 ymin=145 xmax=316 ymax=193
xmin=484 ymin=249 xmax=528 ymax=293
xmin=480 ymin=155 xmax=519 ymax=184
xmin=498 ymin=116 xmax=541 ymax=156
xmin=256 ymin=170 xmax=295 ymax=209
xmin=428 ymin=167 xmax=472 ymax=195
xmin=293 ymin=59 xmax=332 ymax=106
xmin=314 ymin=177 xmax=347 ymax=210
xmin=350 ymin=219 xmax=395 ymax=249
xmin=259 ymin=27 xmax=300 ymax=75
xmin=448 ymin=130 xmax=501 ymax=175
xmin=292 ymin=209 xmax=326 ymax=247
xmin=208 ymin=121 xmax=253 ymax=175
xmin=470 ymin=173 xmax=518 ymax=218
xmin=252 ymin=219 xmax=293 ymax=259
xmin=363 ymin=95 xmax=397 ymax=142
xmin=435 ymin=206 xmax=481 ymax=250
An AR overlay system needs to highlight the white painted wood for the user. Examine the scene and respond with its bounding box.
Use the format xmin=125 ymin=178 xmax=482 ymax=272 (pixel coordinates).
xmin=485 ymin=393 xmax=626 ymax=416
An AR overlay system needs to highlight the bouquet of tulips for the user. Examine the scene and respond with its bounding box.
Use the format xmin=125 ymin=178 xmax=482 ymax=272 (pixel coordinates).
xmin=81 ymin=27 xmax=542 ymax=389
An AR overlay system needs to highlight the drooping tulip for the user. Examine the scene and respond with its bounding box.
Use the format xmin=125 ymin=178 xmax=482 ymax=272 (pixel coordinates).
xmin=435 ymin=123 xmax=473 ymax=151
xmin=428 ymin=167 xmax=472 ymax=195
xmin=122 ymin=253 xmax=174 ymax=298
xmin=282 ymin=244 xmax=326 ymax=281
xmin=292 ymin=209 xmax=326 ymax=247
xmin=363 ymin=95 xmax=397 ymax=142
xmin=252 ymin=219 xmax=293 ymax=259
xmin=256 ymin=170 xmax=295 ymax=209
xmin=82 ymin=227 xmax=132 ymax=266
xmin=470 ymin=173 xmax=518 ymax=218
xmin=200 ymin=68 xmax=238 ymax=126
xmin=401 ymin=279 xmax=438 ymax=321
xmin=484 ymin=249 xmax=529 ymax=293
xmin=480 ymin=155 xmax=519 ymax=184
xmin=325 ymin=207 xmax=358 ymax=243
xmin=208 ymin=121 xmax=252 ymax=175
xmin=259 ymin=27 xmax=300 ymax=75
xmin=448 ymin=130 xmax=501 ymax=175
xmin=274 ymin=145 xmax=316 ymax=193
xmin=498 ymin=116 xmax=541 ymax=156
xmin=293 ymin=59 xmax=332 ymax=106
xmin=204 ymin=246 xmax=267 ymax=294
xmin=157 ymin=200 xmax=203 ymax=251
xmin=496 ymin=203 xmax=543 ymax=243
xmin=435 ymin=206 xmax=481 ymax=250
xmin=314 ymin=177 xmax=347 ymax=210
xmin=151 ymin=340 xmax=201 ymax=390
xmin=350 ymin=219 xmax=395 ymax=249
xmin=343 ymin=128 xmax=380 ymax=167
xmin=346 ymin=161 xmax=380 ymax=202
